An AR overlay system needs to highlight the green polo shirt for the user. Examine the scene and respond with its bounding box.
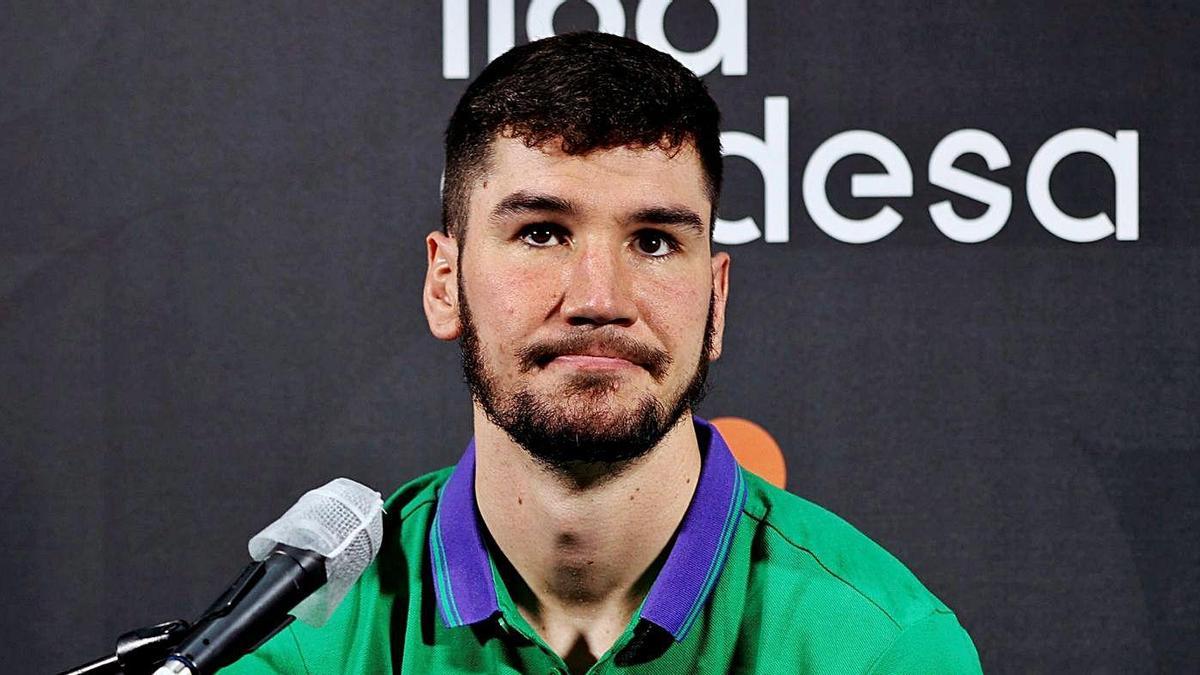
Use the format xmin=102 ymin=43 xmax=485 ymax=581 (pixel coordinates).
xmin=226 ymin=418 xmax=980 ymax=673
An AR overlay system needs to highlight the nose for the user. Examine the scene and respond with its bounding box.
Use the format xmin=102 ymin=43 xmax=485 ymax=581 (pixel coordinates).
xmin=561 ymin=240 xmax=638 ymax=328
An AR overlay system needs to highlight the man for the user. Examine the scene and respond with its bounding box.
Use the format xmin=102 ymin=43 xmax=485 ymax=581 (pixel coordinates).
xmin=229 ymin=32 xmax=981 ymax=674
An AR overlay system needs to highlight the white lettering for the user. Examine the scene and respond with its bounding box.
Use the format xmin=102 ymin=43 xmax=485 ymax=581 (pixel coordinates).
xmin=715 ymin=97 xmax=789 ymax=244
xmin=443 ymin=0 xmax=469 ymax=79
xmin=489 ymin=0 xmax=517 ymax=63
xmin=928 ymin=129 xmax=1012 ymax=243
xmin=636 ymin=0 xmax=748 ymax=77
xmin=444 ymin=0 xmax=747 ymax=79
xmin=1027 ymin=129 xmax=1139 ymax=242
xmin=803 ymin=130 xmax=913 ymax=244
xmin=440 ymin=4 xmax=1140 ymax=245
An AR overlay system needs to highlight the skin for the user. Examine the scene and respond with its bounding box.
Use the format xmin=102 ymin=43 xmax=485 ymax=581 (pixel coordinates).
xmin=423 ymin=135 xmax=730 ymax=672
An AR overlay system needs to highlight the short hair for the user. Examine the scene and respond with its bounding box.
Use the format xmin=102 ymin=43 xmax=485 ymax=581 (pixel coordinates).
xmin=441 ymin=31 xmax=723 ymax=240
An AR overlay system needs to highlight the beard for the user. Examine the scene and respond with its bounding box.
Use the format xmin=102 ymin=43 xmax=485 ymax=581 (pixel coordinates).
xmin=458 ymin=276 xmax=714 ymax=475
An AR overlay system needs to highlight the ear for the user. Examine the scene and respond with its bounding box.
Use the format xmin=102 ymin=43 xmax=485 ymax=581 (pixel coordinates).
xmin=423 ymin=230 xmax=461 ymax=341
xmin=707 ymin=251 xmax=731 ymax=361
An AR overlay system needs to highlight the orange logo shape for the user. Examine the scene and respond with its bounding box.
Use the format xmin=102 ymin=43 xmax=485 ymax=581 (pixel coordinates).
xmin=710 ymin=417 xmax=786 ymax=489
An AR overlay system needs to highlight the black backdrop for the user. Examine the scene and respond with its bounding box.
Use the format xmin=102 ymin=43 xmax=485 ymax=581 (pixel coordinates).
xmin=2 ymin=2 xmax=1196 ymax=672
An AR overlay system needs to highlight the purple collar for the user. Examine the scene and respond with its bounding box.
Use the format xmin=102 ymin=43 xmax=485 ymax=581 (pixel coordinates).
xmin=428 ymin=416 xmax=748 ymax=641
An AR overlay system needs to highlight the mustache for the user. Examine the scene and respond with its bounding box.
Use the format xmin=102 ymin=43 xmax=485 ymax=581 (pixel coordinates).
xmin=516 ymin=332 xmax=673 ymax=381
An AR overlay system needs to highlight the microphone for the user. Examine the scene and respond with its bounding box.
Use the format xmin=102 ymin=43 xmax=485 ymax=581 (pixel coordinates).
xmin=154 ymin=478 xmax=384 ymax=675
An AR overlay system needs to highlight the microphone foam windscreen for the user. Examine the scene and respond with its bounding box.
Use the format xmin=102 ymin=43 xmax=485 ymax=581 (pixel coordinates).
xmin=247 ymin=477 xmax=385 ymax=627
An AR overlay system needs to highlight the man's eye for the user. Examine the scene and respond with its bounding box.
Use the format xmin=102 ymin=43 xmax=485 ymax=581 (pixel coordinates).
xmin=519 ymin=224 xmax=566 ymax=247
xmin=633 ymin=231 xmax=677 ymax=257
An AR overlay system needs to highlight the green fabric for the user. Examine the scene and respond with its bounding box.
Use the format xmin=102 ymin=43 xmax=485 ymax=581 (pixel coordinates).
xmin=225 ymin=467 xmax=981 ymax=674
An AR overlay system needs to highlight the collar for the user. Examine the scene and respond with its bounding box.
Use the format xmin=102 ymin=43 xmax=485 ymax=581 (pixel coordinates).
xmin=428 ymin=416 xmax=748 ymax=641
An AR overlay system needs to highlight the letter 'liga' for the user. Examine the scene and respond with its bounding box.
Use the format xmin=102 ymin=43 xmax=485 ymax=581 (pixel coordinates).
xmin=442 ymin=0 xmax=1137 ymax=245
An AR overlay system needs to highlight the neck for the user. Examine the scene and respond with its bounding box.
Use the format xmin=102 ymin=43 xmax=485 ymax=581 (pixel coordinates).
xmin=473 ymin=407 xmax=701 ymax=663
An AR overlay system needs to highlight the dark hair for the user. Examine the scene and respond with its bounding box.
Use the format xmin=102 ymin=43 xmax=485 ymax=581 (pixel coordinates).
xmin=442 ymin=31 xmax=723 ymax=239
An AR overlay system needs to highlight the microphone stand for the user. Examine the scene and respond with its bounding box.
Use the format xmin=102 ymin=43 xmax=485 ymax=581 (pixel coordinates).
xmin=58 ymin=620 xmax=191 ymax=675
xmin=61 ymin=554 xmax=302 ymax=675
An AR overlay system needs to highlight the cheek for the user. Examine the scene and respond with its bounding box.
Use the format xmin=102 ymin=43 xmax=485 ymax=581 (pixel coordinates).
xmin=468 ymin=261 xmax=557 ymax=343
xmin=640 ymin=274 xmax=712 ymax=348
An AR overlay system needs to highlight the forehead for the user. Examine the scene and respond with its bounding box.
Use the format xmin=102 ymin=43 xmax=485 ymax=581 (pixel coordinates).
xmin=468 ymin=136 xmax=710 ymax=221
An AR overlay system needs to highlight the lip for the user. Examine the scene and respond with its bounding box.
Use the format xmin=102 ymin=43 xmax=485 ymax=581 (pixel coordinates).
xmin=548 ymin=354 xmax=639 ymax=370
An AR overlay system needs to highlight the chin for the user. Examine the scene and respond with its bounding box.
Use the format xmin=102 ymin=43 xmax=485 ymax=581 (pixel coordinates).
xmin=558 ymin=371 xmax=628 ymax=397
xmin=549 ymin=396 xmax=645 ymax=426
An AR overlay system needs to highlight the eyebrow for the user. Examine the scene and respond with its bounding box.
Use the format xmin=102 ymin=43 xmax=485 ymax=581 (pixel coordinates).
xmin=488 ymin=190 xmax=707 ymax=237
xmin=490 ymin=191 xmax=577 ymax=223
xmin=629 ymin=206 xmax=707 ymax=237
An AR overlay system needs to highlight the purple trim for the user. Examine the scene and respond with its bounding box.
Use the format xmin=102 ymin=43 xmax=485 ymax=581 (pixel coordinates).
xmin=429 ymin=418 xmax=745 ymax=639
xmin=639 ymin=418 xmax=745 ymax=639
xmin=431 ymin=440 xmax=499 ymax=626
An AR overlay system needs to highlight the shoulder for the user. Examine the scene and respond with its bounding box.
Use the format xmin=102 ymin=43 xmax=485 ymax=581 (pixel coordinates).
xmin=386 ymin=465 xmax=454 ymax=521
xmin=741 ymin=469 xmax=947 ymax=627
xmin=736 ymin=470 xmax=980 ymax=671
xmin=376 ymin=466 xmax=453 ymax=566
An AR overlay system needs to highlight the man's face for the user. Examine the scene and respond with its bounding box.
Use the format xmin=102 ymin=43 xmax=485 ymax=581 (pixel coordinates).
xmin=428 ymin=136 xmax=729 ymax=471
